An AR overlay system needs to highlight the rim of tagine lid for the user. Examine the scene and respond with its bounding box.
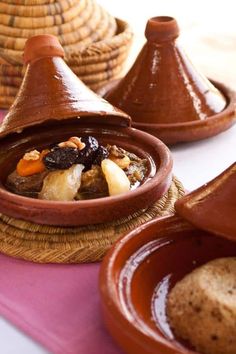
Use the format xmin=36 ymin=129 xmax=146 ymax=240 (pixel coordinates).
xmin=100 ymin=16 xmax=236 ymax=144
xmin=175 ymin=163 xmax=236 ymax=240
xmin=0 ymin=35 xmax=130 ymax=140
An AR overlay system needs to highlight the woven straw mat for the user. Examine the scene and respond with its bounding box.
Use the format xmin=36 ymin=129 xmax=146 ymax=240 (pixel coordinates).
xmin=0 ymin=177 xmax=184 ymax=264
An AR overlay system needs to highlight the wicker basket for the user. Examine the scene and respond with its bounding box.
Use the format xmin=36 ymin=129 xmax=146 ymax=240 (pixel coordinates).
xmin=0 ymin=0 xmax=133 ymax=108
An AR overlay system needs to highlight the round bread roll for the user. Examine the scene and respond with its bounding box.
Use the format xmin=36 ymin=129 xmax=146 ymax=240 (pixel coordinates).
xmin=167 ymin=257 xmax=236 ymax=354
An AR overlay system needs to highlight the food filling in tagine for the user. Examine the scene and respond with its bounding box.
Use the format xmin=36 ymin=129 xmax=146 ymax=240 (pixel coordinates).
xmin=6 ymin=136 xmax=147 ymax=201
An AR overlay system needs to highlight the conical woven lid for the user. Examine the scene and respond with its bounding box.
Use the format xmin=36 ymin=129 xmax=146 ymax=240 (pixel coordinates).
xmin=0 ymin=35 xmax=130 ymax=138
xmin=175 ymin=163 xmax=236 ymax=240
xmin=0 ymin=0 xmax=117 ymax=63
xmin=105 ymin=16 xmax=227 ymax=125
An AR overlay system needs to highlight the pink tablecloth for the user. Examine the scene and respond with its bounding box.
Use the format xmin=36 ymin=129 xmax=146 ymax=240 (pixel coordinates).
xmin=0 ymin=110 xmax=122 ymax=354
xmin=0 ymin=254 xmax=122 ymax=354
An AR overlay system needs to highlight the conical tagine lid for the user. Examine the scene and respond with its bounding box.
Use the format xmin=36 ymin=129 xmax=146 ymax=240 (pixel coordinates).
xmin=105 ymin=16 xmax=227 ymax=125
xmin=0 ymin=35 xmax=130 ymax=139
xmin=175 ymin=163 xmax=236 ymax=240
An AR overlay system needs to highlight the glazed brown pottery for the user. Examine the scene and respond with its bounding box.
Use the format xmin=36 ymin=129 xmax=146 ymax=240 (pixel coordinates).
xmin=175 ymin=162 xmax=236 ymax=240
xmin=0 ymin=34 xmax=129 ymax=139
xmin=0 ymin=35 xmax=173 ymax=226
xmin=99 ymin=215 xmax=236 ymax=354
xmin=101 ymin=16 xmax=236 ymax=144
xmin=100 ymin=164 xmax=236 ymax=353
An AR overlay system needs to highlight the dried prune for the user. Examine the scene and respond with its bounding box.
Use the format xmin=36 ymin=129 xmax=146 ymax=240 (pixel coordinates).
xmin=76 ymin=136 xmax=99 ymax=169
xmin=43 ymin=147 xmax=79 ymax=170
xmin=93 ymin=146 xmax=109 ymax=165
xmin=81 ymin=136 xmax=99 ymax=151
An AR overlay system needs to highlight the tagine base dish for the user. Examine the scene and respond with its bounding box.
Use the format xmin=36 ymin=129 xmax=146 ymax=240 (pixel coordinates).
xmin=100 ymin=215 xmax=236 ymax=354
xmin=0 ymin=177 xmax=183 ymax=264
xmin=99 ymin=79 xmax=236 ymax=145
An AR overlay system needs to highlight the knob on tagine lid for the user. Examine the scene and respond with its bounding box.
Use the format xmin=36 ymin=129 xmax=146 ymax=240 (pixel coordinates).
xmin=102 ymin=16 xmax=236 ymax=144
xmin=0 ymin=35 xmax=130 ymax=139
xmin=175 ymin=162 xmax=236 ymax=240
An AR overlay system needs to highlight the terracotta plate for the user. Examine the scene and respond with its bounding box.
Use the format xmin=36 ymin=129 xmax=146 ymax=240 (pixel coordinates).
xmin=99 ymin=215 xmax=236 ymax=354
xmin=98 ymin=79 xmax=236 ymax=145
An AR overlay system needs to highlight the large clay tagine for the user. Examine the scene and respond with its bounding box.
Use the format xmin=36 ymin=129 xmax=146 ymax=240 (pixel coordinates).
xmin=99 ymin=163 xmax=236 ymax=354
xmin=0 ymin=35 xmax=173 ymax=226
xmin=101 ymin=16 xmax=236 ymax=144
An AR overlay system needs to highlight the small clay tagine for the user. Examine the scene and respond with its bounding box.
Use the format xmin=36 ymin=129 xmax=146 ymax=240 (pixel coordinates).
xmin=0 ymin=35 xmax=173 ymax=226
xmin=99 ymin=163 xmax=236 ymax=354
xmin=100 ymin=16 xmax=236 ymax=144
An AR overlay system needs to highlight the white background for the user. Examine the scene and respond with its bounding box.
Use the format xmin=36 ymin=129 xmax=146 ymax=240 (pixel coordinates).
xmin=0 ymin=0 xmax=235 ymax=353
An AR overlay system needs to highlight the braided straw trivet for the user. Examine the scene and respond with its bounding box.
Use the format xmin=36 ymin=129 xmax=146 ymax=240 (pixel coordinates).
xmin=0 ymin=177 xmax=184 ymax=264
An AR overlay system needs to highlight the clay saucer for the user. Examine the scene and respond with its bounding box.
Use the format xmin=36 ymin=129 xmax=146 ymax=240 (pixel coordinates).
xmin=100 ymin=16 xmax=236 ymax=145
xmin=0 ymin=35 xmax=173 ymax=226
xmin=99 ymin=164 xmax=236 ymax=353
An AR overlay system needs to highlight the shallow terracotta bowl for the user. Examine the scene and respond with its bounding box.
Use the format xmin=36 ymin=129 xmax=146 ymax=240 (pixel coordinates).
xmin=0 ymin=120 xmax=172 ymax=226
xmin=100 ymin=215 xmax=236 ymax=354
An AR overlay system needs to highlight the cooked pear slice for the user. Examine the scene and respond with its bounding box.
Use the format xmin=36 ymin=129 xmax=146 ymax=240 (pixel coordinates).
xmin=39 ymin=164 xmax=84 ymax=201
xmin=101 ymin=159 xmax=130 ymax=196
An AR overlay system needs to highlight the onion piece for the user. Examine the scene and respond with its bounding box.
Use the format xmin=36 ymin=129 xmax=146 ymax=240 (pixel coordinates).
xmin=39 ymin=164 xmax=84 ymax=201
xmin=101 ymin=159 xmax=130 ymax=196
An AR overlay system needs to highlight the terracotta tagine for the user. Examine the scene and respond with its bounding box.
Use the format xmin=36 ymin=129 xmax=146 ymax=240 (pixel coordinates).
xmin=0 ymin=35 xmax=173 ymax=226
xmin=175 ymin=163 xmax=236 ymax=240
xmin=100 ymin=16 xmax=236 ymax=144
xmin=99 ymin=163 xmax=236 ymax=354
